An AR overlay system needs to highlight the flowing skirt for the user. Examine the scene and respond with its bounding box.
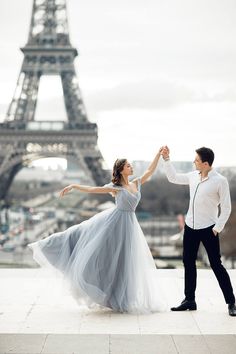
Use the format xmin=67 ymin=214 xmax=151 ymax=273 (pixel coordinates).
xmin=28 ymin=207 xmax=166 ymax=314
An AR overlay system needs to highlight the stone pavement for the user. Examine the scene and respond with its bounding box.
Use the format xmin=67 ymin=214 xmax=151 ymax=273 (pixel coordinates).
xmin=0 ymin=268 xmax=236 ymax=353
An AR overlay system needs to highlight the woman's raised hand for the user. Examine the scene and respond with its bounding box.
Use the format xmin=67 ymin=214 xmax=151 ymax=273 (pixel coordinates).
xmin=160 ymin=146 xmax=170 ymax=159
xmin=60 ymin=185 xmax=73 ymax=197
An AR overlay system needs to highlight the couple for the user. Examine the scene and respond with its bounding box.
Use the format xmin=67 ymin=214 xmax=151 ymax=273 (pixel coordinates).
xmin=28 ymin=146 xmax=236 ymax=316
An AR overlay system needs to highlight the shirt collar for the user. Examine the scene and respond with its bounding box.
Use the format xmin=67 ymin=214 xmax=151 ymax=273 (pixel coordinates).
xmin=208 ymin=168 xmax=217 ymax=177
xmin=198 ymin=168 xmax=216 ymax=180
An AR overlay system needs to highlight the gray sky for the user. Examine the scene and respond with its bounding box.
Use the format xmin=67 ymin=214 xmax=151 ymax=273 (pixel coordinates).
xmin=0 ymin=0 xmax=236 ymax=168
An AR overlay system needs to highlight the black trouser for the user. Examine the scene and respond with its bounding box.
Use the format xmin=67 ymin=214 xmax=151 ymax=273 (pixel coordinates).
xmin=183 ymin=224 xmax=235 ymax=304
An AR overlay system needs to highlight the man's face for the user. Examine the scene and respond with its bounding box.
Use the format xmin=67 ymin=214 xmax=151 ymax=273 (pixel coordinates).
xmin=194 ymin=154 xmax=205 ymax=171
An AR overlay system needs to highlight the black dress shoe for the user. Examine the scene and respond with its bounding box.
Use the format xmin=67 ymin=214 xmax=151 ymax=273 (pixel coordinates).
xmin=228 ymin=303 xmax=236 ymax=316
xmin=171 ymin=299 xmax=197 ymax=311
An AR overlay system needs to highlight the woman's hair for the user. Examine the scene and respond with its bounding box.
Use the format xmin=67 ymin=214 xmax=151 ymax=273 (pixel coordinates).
xmin=112 ymin=158 xmax=127 ymax=186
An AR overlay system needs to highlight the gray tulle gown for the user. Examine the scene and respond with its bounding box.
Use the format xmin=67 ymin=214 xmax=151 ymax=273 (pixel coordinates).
xmin=28 ymin=178 xmax=165 ymax=314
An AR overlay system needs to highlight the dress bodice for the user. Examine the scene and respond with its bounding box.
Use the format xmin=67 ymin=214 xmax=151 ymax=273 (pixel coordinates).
xmin=105 ymin=179 xmax=141 ymax=212
xmin=115 ymin=188 xmax=141 ymax=212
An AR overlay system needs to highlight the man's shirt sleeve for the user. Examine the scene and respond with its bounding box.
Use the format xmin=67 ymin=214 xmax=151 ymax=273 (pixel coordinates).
xmin=164 ymin=160 xmax=190 ymax=185
xmin=214 ymin=178 xmax=232 ymax=233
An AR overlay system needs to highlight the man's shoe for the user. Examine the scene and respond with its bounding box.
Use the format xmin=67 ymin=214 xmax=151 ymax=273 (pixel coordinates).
xmin=171 ymin=299 xmax=197 ymax=311
xmin=228 ymin=303 xmax=236 ymax=316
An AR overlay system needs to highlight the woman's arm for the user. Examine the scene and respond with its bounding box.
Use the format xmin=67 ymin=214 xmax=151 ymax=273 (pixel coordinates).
xmin=60 ymin=184 xmax=118 ymax=197
xmin=136 ymin=149 xmax=162 ymax=185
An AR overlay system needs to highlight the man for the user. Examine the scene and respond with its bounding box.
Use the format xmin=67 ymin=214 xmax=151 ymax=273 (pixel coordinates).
xmin=161 ymin=146 xmax=236 ymax=316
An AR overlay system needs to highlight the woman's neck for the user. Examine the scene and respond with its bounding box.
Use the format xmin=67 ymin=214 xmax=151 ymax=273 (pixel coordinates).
xmin=121 ymin=176 xmax=129 ymax=185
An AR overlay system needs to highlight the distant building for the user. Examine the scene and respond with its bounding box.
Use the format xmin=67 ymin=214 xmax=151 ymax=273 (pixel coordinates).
xmin=132 ymin=160 xmax=193 ymax=179
xmin=217 ymin=166 xmax=236 ymax=181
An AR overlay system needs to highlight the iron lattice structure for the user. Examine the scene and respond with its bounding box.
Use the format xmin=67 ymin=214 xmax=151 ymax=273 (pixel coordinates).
xmin=0 ymin=0 xmax=109 ymax=200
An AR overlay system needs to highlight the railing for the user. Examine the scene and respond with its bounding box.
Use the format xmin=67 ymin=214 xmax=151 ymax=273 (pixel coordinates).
xmin=0 ymin=121 xmax=97 ymax=132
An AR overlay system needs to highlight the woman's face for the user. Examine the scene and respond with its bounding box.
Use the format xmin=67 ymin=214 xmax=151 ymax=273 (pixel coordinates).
xmin=121 ymin=161 xmax=133 ymax=176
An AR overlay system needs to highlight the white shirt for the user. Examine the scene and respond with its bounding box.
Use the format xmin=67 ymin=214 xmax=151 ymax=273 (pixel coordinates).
xmin=164 ymin=160 xmax=231 ymax=233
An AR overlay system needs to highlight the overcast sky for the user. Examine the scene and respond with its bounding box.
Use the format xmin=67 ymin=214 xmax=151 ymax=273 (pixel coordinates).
xmin=0 ymin=0 xmax=236 ymax=168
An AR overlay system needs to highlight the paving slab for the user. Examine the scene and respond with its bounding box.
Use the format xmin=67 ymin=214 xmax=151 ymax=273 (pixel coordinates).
xmin=1 ymin=269 xmax=236 ymax=354
xmin=42 ymin=334 xmax=109 ymax=354
xmin=204 ymin=335 xmax=236 ymax=354
xmin=0 ymin=334 xmax=47 ymax=354
xmin=172 ymin=335 xmax=210 ymax=354
xmin=1 ymin=335 xmax=236 ymax=354
xmin=110 ymin=334 xmax=177 ymax=354
xmin=1 ymin=269 xmax=236 ymax=335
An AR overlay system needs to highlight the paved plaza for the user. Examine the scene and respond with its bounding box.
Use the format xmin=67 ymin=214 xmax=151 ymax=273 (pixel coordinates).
xmin=0 ymin=268 xmax=236 ymax=353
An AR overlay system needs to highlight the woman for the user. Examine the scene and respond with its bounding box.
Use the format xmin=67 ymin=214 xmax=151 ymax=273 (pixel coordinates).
xmin=28 ymin=149 xmax=165 ymax=314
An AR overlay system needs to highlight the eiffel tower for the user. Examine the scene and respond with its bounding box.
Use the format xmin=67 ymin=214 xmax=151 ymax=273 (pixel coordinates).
xmin=0 ymin=0 xmax=108 ymax=201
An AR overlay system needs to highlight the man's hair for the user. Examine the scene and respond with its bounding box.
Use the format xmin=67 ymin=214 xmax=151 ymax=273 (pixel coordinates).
xmin=195 ymin=147 xmax=214 ymax=166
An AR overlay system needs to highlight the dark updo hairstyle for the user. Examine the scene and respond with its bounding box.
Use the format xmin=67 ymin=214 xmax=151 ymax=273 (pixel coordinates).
xmin=112 ymin=158 xmax=127 ymax=186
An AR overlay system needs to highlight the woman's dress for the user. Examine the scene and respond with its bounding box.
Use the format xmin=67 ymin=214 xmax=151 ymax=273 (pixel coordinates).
xmin=28 ymin=179 xmax=165 ymax=314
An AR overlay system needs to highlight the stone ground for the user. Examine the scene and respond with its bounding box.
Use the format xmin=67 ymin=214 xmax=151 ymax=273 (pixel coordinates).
xmin=0 ymin=268 xmax=236 ymax=354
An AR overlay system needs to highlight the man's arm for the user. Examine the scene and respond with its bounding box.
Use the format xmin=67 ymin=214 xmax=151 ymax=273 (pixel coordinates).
xmin=162 ymin=146 xmax=189 ymax=185
xmin=163 ymin=160 xmax=190 ymax=185
xmin=213 ymin=178 xmax=232 ymax=233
